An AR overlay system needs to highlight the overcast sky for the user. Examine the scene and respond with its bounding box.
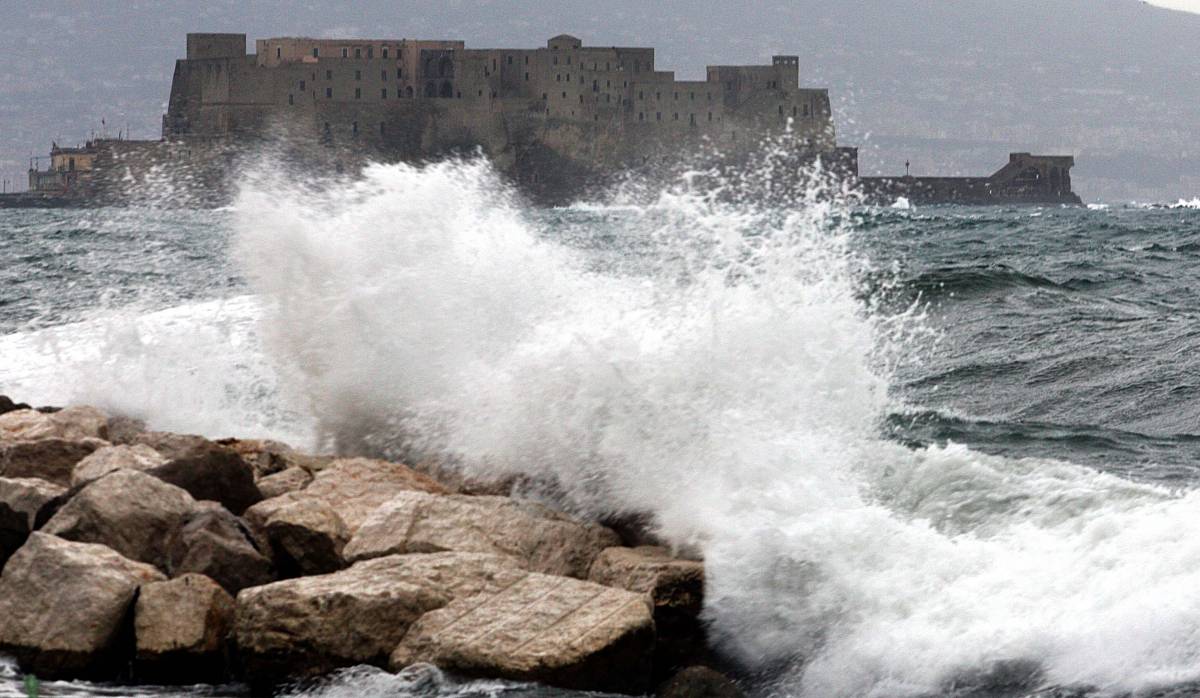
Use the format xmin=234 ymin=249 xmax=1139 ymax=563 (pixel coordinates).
xmin=1 ymin=0 xmax=1197 ymax=202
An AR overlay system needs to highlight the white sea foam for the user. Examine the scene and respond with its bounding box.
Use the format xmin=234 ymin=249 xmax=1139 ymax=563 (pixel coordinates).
xmin=229 ymin=157 xmax=1200 ymax=696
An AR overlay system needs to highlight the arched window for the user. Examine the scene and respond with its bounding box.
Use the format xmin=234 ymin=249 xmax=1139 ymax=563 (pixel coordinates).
xmin=405 ymin=85 xmax=414 ymax=98
xmin=425 ymin=82 xmax=437 ymax=98
xmin=440 ymin=81 xmax=453 ymax=98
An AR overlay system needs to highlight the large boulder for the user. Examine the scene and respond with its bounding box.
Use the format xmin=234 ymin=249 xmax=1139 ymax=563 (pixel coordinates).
xmin=261 ymin=497 xmax=348 ymax=577
xmin=0 ymin=532 xmax=164 ymax=678
xmin=256 ymin=466 xmax=313 ymax=500
xmin=165 ymin=502 xmax=275 ymax=595
xmin=147 ymin=442 xmax=262 ymax=515
xmin=588 ymin=546 xmax=708 ymax=676
xmin=71 ymin=443 xmax=167 ymax=487
xmin=244 ymin=457 xmax=447 ymax=534
xmin=130 ymin=431 xmax=211 ymax=459
xmin=658 ymin=666 xmax=746 ymax=698
xmin=134 ymin=573 xmax=235 ymax=683
xmin=390 ymin=572 xmax=655 ymax=695
xmin=235 ymin=552 xmax=524 ymax=684
xmin=0 ymin=478 xmax=65 ymax=570
xmin=217 ymin=438 xmax=332 ymax=479
xmin=343 ymin=492 xmax=620 ymax=578
xmin=0 ymin=437 xmax=108 ymax=486
xmin=41 ymin=469 xmax=196 ymax=570
xmin=0 ymin=406 xmax=109 ymax=442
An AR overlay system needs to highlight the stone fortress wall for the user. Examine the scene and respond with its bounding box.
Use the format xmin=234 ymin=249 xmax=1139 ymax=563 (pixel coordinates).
xmin=161 ymin=33 xmax=838 ymax=198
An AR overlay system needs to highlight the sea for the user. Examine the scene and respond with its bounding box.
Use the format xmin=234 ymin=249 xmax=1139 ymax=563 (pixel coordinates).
xmin=1 ymin=158 xmax=1199 ymax=698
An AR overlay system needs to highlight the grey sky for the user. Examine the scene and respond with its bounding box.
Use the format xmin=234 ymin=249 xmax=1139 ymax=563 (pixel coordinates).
xmin=1 ymin=0 xmax=1197 ymax=202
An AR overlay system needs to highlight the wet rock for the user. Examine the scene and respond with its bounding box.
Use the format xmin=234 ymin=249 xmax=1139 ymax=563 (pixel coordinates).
xmin=235 ymin=552 xmax=524 ymax=684
xmin=0 ymin=396 xmax=31 ymax=416
xmin=147 ymin=442 xmax=261 ymax=515
xmin=588 ymin=546 xmax=707 ymax=675
xmin=344 ymin=491 xmax=620 ymax=578
xmin=0 ymin=437 xmax=108 ymax=486
xmin=658 ymin=666 xmax=746 ymax=698
xmin=165 ymin=502 xmax=275 ymax=595
xmin=218 ymin=438 xmax=332 ymax=479
xmin=262 ymin=497 xmax=348 ymax=576
xmin=0 ymin=532 xmax=164 ymax=678
xmin=134 ymin=573 xmax=235 ymax=683
xmin=104 ymin=415 xmax=147 ymax=445
xmin=0 ymin=405 xmax=109 ymax=441
xmin=244 ymin=457 xmax=447 ymax=534
xmin=130 ymin=431 xmax=211 ymax=460
xmin=0 ymin=477 xmax=66 ymax=570
xmin=256 ymin=466 xmax=312 ymax=499
xmin=41 ymin=469 xmax=196 ymax=569
xmin=71 ymin=443 xmax=168 ymax=487
xmin=390 ymin=572 xmax=654 ymax=695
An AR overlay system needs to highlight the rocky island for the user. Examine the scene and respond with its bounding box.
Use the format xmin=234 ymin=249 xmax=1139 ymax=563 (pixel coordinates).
xmin=0 ymin=396 xmax=740 ymax=696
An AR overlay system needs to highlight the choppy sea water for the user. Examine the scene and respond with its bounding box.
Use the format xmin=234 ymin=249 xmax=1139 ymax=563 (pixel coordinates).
xmin=0 ymin=161 xmax=1198 ymax=697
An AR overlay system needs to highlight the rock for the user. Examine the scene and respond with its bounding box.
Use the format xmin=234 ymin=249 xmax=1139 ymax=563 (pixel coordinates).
xmin=390 ymin=572 xmax=655 ymax=695
xmin=235 ymin=552 xmax=524 ymax=684
xmin=0 ymin=502 xmax=26 ymax=572
xmin=104 ymin=415 xmax=147 ymax=445
xmin=256 ymin=466 xmax=312 ymax=499
xmin=217 ymin=438 xmax=332 ymax=479
xmin=658 ymin=666 xmax=746 ymax=698
xmin=0 ymin=405 xmax=109 ymax=441
xmin=0 ymin=396 xmax=31 ymax=416
xmin=71 ymin=444 xmax=168 ymax=487
xmin=262 ymin=497 xmax=348 ymax=576
xmin=0 ymin=476 xmax=66 ymax=529
xmin=131 ymin=431 xmax=211 ymax=460
xmin=134 ymin=573 xmax=235 ymax=682
xmin=0 ymin=437 xmax=108 ymax=486
xmin=147 ymin=442 xmax=262 ymax=515
xmin=344 ymin=492 xmax=621 ymax=578
xmin=41 ymin=469 xmax=196 ymax=569
xmin=589 ymin=546 xmax=708 ymax=677
xmin=165 ymin=502 xmax=275 ymax=595
xmin=0 ymin=532 xmax=164 ymax=678
xmin=244 ymin=457 xmax=447 ymax=534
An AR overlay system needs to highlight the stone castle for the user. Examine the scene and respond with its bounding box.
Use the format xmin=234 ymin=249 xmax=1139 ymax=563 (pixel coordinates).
xmin=8 ymin=32 xmax=1079 ymax=206
xmin=159 ymin=32 xmax=839 ymax=198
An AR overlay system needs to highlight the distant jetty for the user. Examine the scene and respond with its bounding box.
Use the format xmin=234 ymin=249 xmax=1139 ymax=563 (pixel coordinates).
xmin=2 ymin=32 xmax=1079 ymax=207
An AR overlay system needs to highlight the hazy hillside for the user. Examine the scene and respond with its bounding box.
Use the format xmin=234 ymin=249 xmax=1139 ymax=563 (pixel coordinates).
xmin=1 ymin=0 xmax=1196 ymax=202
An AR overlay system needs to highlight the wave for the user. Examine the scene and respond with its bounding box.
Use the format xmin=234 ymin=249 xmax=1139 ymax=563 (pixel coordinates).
xmin=228 ymin=156 xmax=1200 ymax=697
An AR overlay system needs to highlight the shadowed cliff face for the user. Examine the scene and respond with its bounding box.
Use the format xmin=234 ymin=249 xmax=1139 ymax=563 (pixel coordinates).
xmin=1 ymin=0 xmax=1197 ymax=202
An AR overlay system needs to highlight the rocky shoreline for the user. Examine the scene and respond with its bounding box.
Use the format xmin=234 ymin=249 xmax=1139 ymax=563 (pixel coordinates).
xmin=0 ymin=397 xmax=742 ymax=697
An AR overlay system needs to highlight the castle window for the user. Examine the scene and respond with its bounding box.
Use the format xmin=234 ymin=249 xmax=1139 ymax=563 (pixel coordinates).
xmin=406 ymin=85 xmax=413 ymax=97
xmin=299 ymin=80 xmax=306 ymax=90
xmin=638 ymin=91 xmax=643 ymax=100
xmin=606 ymin=94 xmax=610 ymax=102
xmin=341 ymin=48 xmax=348 ymax=58
xmin=556 ymin=74 xmax=561 ymax=82
xmin=326 ymin=87 xmax=333 ymax=98
xmin=656 ymin=91 xmax=661 ymax=100
xmin=606 ymin=62 xmax=610 ymax=70
xmin=380 ymin=122 xmax=386 ymax=135
xmin=288 ymin=93 xmax=294 ymax=105
xmin=553 ymin=56 xmax=558 ymax=65
xmin=579 ymin=94 xmax=583 ymax=103
xmin=352 ymin=121 xmax=358 ymax=134
xmin=562 ymin=91 xmax=567 ymax=98
xmin=792 ymin=106 xmax=797 ymax=116
xmin=566 ymin=57 xmax=571 ymax=65
xmin=525 ymin=72 xmax=529 ymax=81
xmin=381 ymin=88 xmax=387 ymax=99
xmin=525 ymin=56 xmax=529 ymax=64
xmin=397 ymin=68 xmax=402 ymax=79
xmin=779 ymin=105 xmax=783 ymax=115
xmin=382 ymin=47 xmax=389 ymax=59
xmin=639 ymin=112 xmax=644 ymax=121
xmin=276 ymin=47 xmax=281 ymax=59
xmin=606 ymin=80 xmax=610 ymax=88
xmin=326 ymin=70 xmax=332 ymax=80
xmin=479 ymin=90 xmax=483 ymax=97
xmin=355 ymin=87 xmax=362 ymax=99
xmin=493 ymin=58 xmax=497 ymax=70
xmin=804 ymin=104 xmax=810 ymax=116
xmin=542 ymin=93 xmax=547 ymax=100
xmin=355 ymin=48 xmax=361 ymax=58
xmin=690 ymin=92 xmax=695 ymax=100
xmin=367 ymin=47 xmax=373 ymax=59
xmin=507 ymin=55 xmax=513 ymax=65
xmin=708 ymin=112 xmax=713 ymax=121
xmin=381 ymin=70 xmax=387 ymax=81
xmin=656 ymin=112 xmax=661 ymax=121
xmin=674 ymin=92 xmax=678 ymax=100
xmin=566 ymin=74 xmax=571 ymax=82
xmin=355 ymin=70 xmax=361 ymax=81
xmin=492 ymin=91 xmax=497 ymax=98
xmin=312 ymin=48 xmax=319 ymax=57
xmin=673 ymin=112 xmax=678 ymax=120
xmin=592 ymin=80 xmax=598 ymax=92
xmin=594 ymin=114 xmax=599 ymax=121
xmin=690 ymin=113 xmax=696 ymax=125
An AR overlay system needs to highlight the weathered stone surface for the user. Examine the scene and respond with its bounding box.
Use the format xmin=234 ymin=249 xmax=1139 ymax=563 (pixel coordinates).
xmin=165 ymin=502 xmax=275 ymax=595
xmin=41 ymin=469 xmax=196 ymax=569
xmin=659 ymin=666 xmax=746 ymax=698
xmin=244 ymin=457 xmax=447 ymax=534
xmin=256 ymin=466 xmax=312 ymax=499
xmin=71 ymin=443 xmax=167 ymax=487
xmin=390 ymin=572 xmax=654 ymax=695
xmin=0 ymin=437 xmax=108 ymax=486
xmin=263 ymin=497 xmax=348 ymax=576
xmin=0 ymin=502 xmax=26 ymax=571
xmin=0 ymin=476 xmax=66 ymax=529
xmin=0 ymin=406 xmax=109 ymax=442
xmin=0 ymin=396 xmax=31 ymax=416
xmin=588 ymin=546 xmax=707 ymax=676
xmin=104 ymin=415 xmax=147 ymax=445
xmin=131 ymin=431 xmax=211 ymax=460
xmin=0 ymin=532 xmax=164 ymax=678
xmin=217 ymin=438 xmax=332 ymax=479
xmin=134 ymin=573 xmax=235 ymax=682
xmin=235 ymin=552 xmax=524 ymax=683
xmin=147 ymin=442 xmax=262 ymax=515
xmin=344 ymin=492 xmax=620 ymax=578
